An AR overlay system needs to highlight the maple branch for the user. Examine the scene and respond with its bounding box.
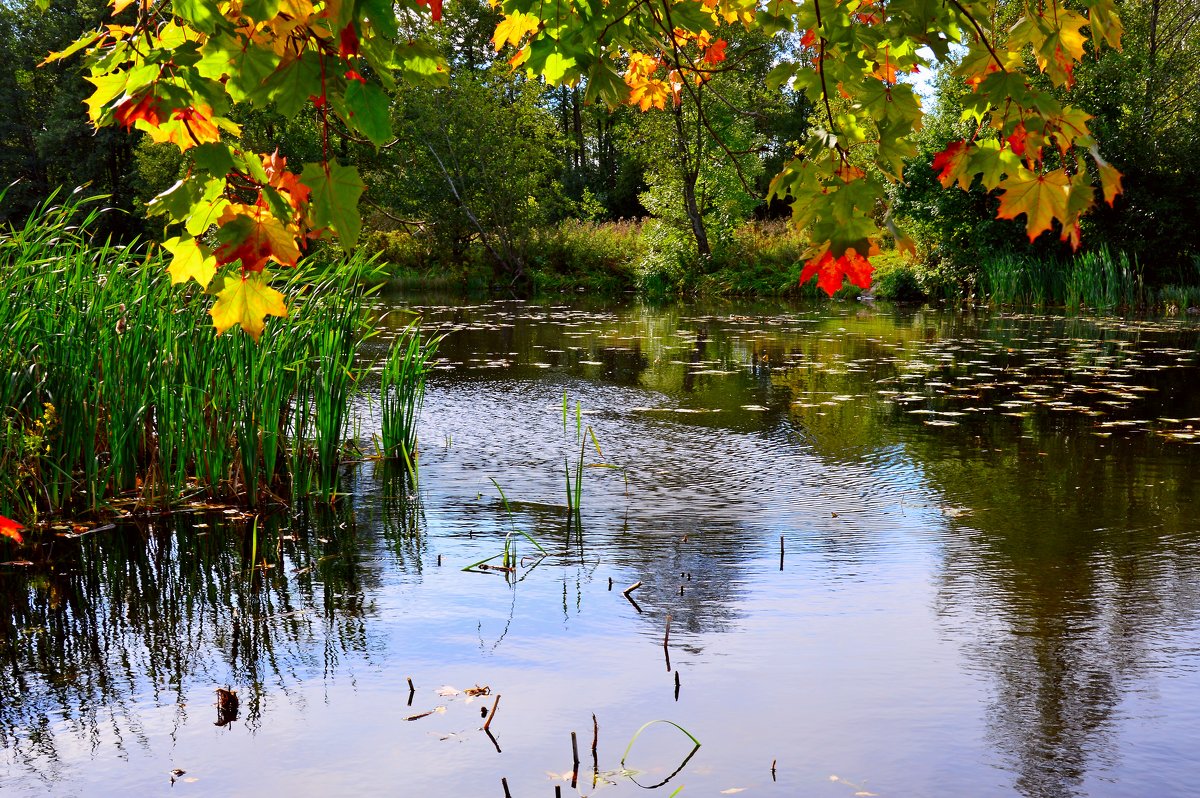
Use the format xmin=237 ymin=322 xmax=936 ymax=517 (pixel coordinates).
xmin=811 ymin=0 xmax=847 ymax=159
xmin=946 ymin=0 xmax=1006 ymax=71
xmin=650 ymin=0 xmax=761 ymax=197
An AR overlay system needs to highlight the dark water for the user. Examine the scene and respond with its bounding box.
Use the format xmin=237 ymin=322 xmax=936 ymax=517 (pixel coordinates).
xmin=4 ymin=297 xmax=1200 ymax=797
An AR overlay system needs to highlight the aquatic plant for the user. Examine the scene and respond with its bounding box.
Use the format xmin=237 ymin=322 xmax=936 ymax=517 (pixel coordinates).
xmin=380 ymin=320 xmax=443 ymax=478
xmin=0 ymin=191 xmax=416 ymax=523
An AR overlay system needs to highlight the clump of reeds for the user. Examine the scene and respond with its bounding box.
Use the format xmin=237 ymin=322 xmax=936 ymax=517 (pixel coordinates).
xmin=0 ymin=189 xmax=417 ymax=522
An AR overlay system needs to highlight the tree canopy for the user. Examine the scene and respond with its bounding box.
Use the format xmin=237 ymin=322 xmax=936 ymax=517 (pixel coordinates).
xmin=43 ymin=0 xmax=1125 ymax=335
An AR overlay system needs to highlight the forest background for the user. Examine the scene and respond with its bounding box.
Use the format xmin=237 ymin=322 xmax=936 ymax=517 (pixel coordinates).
xmin=1 ymin=0 xmax=1197 ymax=304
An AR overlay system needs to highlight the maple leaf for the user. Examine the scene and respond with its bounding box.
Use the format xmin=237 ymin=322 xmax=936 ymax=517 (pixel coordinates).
xmin=114 ymin=90 xmax=168 ymax=129
xmin=413 ymin=0 xmax=442 ymax=22
xmin=339 ymin=23 xmax=359 ymax=58
xmin=0 ymin=514 xmax=23 ymax=545
xmin=996 ymin=167 xmax=1070 ymax=241
xmin=163 ymin=235 xmax=217 ymax=286
xmin=702 ymin=39 xmax=727 ymax=65
xmin=801 ymin=248 xmax=873 ymax=296
xmin=1006 ymin=122 xmax=1027 ymax=156
xmin=628 ymin=77 xmax=670 ymax=111
xmin=301 ymin=161 xmax=366 ymax=248
xmin=931 ymin=141 xmax=972 ymax=189
xmin=214 ymin=205 xmax=302 ymax=272
xmin=209 ymin=272 xmax=288 ymax=341
xmin=493 ymin=11 xmax=540 ymax=50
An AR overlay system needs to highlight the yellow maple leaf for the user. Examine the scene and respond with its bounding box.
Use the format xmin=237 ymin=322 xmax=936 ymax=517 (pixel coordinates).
xmin=996 ymin=167 xmax=1070 ymax=241
xmin=163 ymin=236 xmax=217 ymax=287
xmin=209 ymin=272 xmax=288 ymax=341
xmin=492 ymin=11 xmax=540 ymax=51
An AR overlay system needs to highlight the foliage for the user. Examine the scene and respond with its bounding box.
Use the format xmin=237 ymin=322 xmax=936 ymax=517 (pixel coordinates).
xmin=40 ymin=0 xmax=1127 ymax=327
xmin=0 ymin=192 xmax=388 ymax=520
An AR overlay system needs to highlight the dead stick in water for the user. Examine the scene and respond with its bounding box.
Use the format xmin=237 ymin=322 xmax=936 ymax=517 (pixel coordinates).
xmin=483 ymin=693 xmax=501 ymax=731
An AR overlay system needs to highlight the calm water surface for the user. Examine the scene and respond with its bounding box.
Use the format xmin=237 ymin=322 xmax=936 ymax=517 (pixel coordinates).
xmin=3 ymin=297 xmax=1200 ymax=797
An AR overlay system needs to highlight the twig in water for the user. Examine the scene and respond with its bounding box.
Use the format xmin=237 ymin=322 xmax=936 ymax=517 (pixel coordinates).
xmin=483 ymin=693 xmax=501 ymax=731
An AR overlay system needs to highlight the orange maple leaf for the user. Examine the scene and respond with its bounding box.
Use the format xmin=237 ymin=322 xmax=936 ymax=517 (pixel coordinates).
xmin=801 ymin=249 xmax=873 ymax=296
xmin=628 ymin=77 xmax=670 ymax=111
xmin=702 ymin=39 xmax=727 ymax=65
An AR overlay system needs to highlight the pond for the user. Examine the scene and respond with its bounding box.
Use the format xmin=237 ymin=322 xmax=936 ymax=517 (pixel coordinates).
xmin=3 ymin=296 xmax=1200 ymax=797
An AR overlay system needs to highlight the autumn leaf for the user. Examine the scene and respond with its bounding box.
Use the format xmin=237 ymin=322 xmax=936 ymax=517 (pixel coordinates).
xmin=702 ymin=39 xmax=727 ymax=65
xmin=628 ymin=77 xmax=670 ymax=111
xmin=114 ymin=89 xmax=168 ymax=129
xmin=493 ymin=11 xmax=540 ymax=51
xmin=801 ymin=248 xmax=873 ymax=296
xmin=163 ymin=235 xmax=217 ymax=286
xmin=214 ymin=205 xmax=302 ymax=272
xmin=931 ymin=141 xmax=972 ymax=189
xmin=996 ymin=167 xmax=1070 ymax=241
xmin=209 ymin=272 xmax=288 ymax=341
xmin=0 ymin=514 xmax=23 ymax=545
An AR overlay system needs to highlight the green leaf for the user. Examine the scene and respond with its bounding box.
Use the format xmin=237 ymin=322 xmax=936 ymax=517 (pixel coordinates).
xmin=582 ymin=60 xmax=628 ymax=108
xmin=173 ymin=0 xmax=224 ymax=34
xmin=255 ymin=51 xmax=323 ymax=117
xmin=302 ymin=161 xmax=366 ymax=249
xmin=343 ymin=80 xmax=393 ymax=146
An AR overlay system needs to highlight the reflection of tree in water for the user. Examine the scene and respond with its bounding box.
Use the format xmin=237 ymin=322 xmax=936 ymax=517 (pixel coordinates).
xmin=0 ymin=502 xmax=406 ymax=780
xmin=923 ymin=428 xmax=1200 ymax=798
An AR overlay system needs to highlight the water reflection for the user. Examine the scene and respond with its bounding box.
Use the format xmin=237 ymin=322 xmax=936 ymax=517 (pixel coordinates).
xmin=3 ymin=297 xmax=1200 ymax=796
xmin=0 ymin=505 xmax=387 ymax=780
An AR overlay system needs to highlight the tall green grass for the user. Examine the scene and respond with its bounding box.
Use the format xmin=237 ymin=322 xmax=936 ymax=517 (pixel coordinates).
xmin=0 ymin=190 xmax=408 ymax=522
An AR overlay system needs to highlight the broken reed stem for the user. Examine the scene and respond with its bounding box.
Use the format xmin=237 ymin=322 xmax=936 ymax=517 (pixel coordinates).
xmin=591 ymin=713 xmax=599 ymax=784
xmin=501 ymin=776 xmax=512 ymax=798
xmin=483 ymin=693 xmax=501 ymax=731
xmin=622 ymin=581 xmax=641 ymax=597
xmin=571 ymin=730 xmax=580 ymax=788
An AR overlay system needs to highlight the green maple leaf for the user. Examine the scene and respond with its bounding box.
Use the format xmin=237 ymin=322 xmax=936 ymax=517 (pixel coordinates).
xmin=302 ymin=161 xmax=366 ymax=249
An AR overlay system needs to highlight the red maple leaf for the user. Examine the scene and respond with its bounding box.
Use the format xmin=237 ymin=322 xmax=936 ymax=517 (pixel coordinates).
xmin=931 ymin=140 xmax=969 ymax=188
xmin=801 ymin=249 xmax=873 ymax=296
xmin=339 ymin=24 xmax=359 ymax=59
xmin=114 ymin=90 xmax=167 ymax=129
xmin=0 ymin=514 xmax=24 ymax=545
xmin=414 ymin=0 xmax=442 ymax=21
xmin=1006 ymin=122 xmax=1027 ymax=156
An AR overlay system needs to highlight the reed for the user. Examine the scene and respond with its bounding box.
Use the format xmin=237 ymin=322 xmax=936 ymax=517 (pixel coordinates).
xmin=0 ymin=191 xmax=416 ymax=523
xmin=380 ymin=320 xmax=442 ymax=477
